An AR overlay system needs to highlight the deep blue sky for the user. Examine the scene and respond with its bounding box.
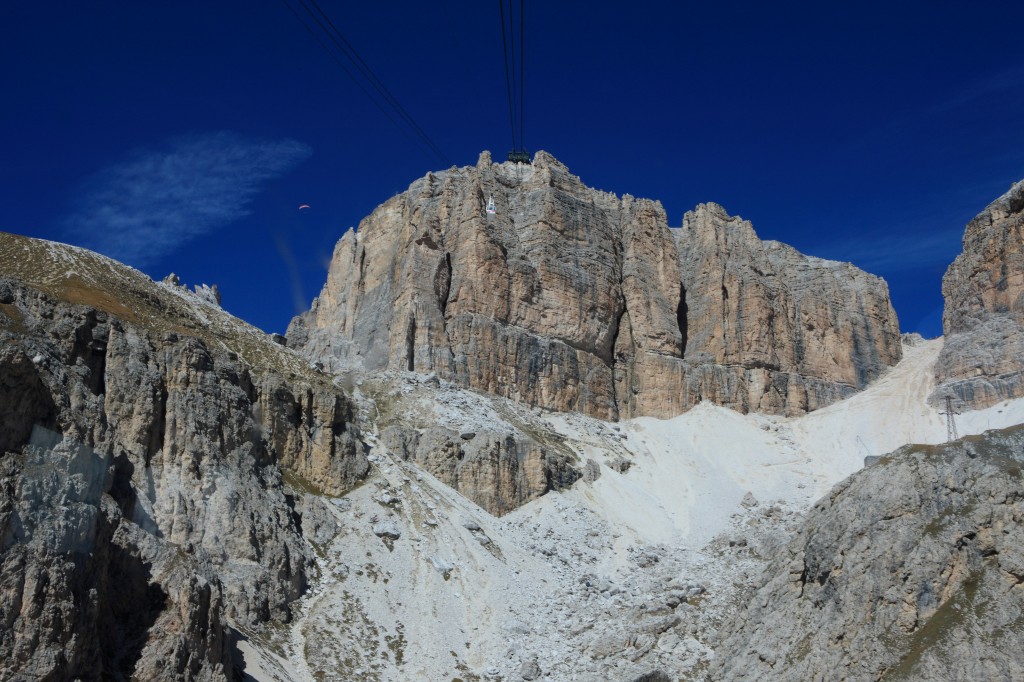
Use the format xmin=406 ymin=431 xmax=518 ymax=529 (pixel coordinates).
xmin=2 ymin=2 xmax=1023 ymax=336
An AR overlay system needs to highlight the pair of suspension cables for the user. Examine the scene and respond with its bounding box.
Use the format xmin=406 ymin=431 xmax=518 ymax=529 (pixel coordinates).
xmin=279 ymin=0 xmax=454 ymax=168
xmin=499 ymin=0 xmax=528 ymax=162
xmin=282 ymin=1 xmax=527 ymax=167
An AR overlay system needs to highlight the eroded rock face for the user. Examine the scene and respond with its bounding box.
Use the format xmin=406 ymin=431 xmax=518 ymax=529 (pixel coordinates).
xmin=714 ymin=426 xmax=1024 ymax=681
xmin=934 ymin=179 xmax=1024 ymax=408
xmin=380 ymin=425 xmax=579 ymax=516
xmin=669 ymin=204 xmax=900 ymax=416
xmin=291 ymin=151 xmax=901 ymax=419
xmin=0 ymin=269 xmax=368 ymax=680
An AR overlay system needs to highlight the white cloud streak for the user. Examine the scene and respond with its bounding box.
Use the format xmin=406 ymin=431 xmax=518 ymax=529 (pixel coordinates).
xmin=65 ymin=132 xmax=311 ymax=266
xmin=814 ymin=227 xmax=964 ymax=274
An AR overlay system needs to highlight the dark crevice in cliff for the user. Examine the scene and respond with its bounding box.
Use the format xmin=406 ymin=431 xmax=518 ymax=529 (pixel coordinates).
xmin=110 ymin=452 xmax=139 ymax=518
xmin=437 ymin=253 xmax=452 ymax=318
xmin=103 ymin=543 xmax=168 ymax=678
xmin=74 ymin=312 xmax=108 ymax=396
xmin=406 ymin=315 xmax=417 ymax=371
xmin=91 ymin=343 xmax=107 ymax=396
xmin=610 ymin=305 xmax=623 ymax=366
xmin=609 ymin=305 xmax=624 ymax=420
xmin=0 ymin=349 xmax=58 ymax=454
xmin=432 ymin=252 xmax=455 ymax=371
xmin=609 ymin=295 xmax=636 ymax=421
xmin=283 ymin=491 xmax=304 ymax=539
xmin=677 ymin=284 xmax=689 ymax=359
xmin=145 ymin=381 xmax=168 ymax=467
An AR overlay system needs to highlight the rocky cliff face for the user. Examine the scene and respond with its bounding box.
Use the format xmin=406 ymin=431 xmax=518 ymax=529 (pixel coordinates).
xmin=934 ymin=179 xmax=1024 ymax=408
xmin=659 ymin=203 xmax=900 ymax=416
xmin=381 ymin=425 xmax=579 ymax=517
xmin=714 ymin=425 xmax=1024 ymax=681
xmin=290 ymin=151 xmax=901 ymax=419
xmin=0 ymin=234 xmax=368 ymax=680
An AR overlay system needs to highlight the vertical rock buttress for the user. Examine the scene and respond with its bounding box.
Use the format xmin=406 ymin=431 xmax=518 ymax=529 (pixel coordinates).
xmin=933 ymin=179 xmax=1024 ymax=408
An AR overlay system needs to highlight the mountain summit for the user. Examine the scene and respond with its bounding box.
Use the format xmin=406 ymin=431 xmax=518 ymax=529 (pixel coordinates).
xmin=4 ymin=169 xmax=1024 ymax=681
xmin=290 ymin=151 xmax=902 ymax=419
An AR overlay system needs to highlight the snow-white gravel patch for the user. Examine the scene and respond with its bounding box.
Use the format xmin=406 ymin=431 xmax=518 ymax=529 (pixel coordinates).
xmin=241 ymin=338 xmax=1024 ymax=681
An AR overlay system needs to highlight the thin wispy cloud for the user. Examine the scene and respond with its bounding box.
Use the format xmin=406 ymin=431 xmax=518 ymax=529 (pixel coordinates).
xmin=815 ymin=227 xmax=964 ymax=273
xmin=273 ymin=232 xmax=308 ymax=315
xmin=840 ymin=65 xmax=1024 ymax=156
xmin=925 ymin=65 xmax=1024 ymax=117
xmin=65 ymin=132 xmax=311 ymax=267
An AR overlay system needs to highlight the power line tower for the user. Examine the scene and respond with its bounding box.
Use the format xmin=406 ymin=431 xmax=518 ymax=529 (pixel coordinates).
xmin=939 ymin=395 xmax=960 ymax=442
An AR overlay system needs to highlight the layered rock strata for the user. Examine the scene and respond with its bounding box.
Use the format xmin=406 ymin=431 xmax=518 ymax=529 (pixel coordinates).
xmin=933 ymin=179 xmax=1024 ymax=408
xmin=290 ymin=151 xmax=901 ymax=419
xmin=715 ymin=425 xmax=1024 ymax=681
xmin=380 ymin=425 xmax=579 ymax=516
xmin=0 ymin=234 xmax=369 ymax=680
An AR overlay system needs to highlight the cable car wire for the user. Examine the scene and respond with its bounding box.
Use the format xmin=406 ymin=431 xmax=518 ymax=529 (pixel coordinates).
xmin=302 ymin=0 xmax=453 ymax=166
xmin=498 ymin=0 xmax=528 ymax=162
xmin=280 ymin=0 xmax=454 ymax=168
xmin=278 ymin=0 xmax=409 ymax=144
xmin=508 ymin=0 xmax=518 ymax=150
xmin=519 ymin=0 xmax=525 ymax=157
xmin=499 ymin=0 xmax=518 ymax=153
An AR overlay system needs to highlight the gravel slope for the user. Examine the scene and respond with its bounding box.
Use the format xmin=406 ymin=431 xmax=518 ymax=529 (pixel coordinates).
xmin=241 ymin=338 xmax=1024 ymax=681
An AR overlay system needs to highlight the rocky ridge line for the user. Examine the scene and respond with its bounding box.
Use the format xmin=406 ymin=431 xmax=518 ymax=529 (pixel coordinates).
xmin=0 ymin=233 xmax=371 ymax=680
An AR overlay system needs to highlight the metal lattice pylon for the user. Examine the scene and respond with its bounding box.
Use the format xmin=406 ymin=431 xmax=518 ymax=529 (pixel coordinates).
xmin=939 ymin=395 xmax=960 ymax=442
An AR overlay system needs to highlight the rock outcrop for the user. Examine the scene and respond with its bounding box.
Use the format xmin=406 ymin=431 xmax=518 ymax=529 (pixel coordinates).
xmin=934 ymin=179 xmax=1024 ymax=408
xmin=0 ymin=233 xmax=369 ymax=680
xmin=380 ymin=425 xmax=579 ymax=516
xmin=357 ymin=367 xmax=584 ymax=517
xmin=290 ymin=151 xmax=901 ymax=419
xmin=714 ymin=425 xmax=1024 ymax=681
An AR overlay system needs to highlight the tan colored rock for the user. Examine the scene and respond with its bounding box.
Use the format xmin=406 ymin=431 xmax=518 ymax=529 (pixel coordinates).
xmin=257 ymin=374 xmax=367 ymax=496
xmin=675 ymin=203 xmax=903 ymax=416
xmin=292 ymin=152 xmax=902 ymax=419
xmin=933 ymin=179 xmax=1024 ymax=408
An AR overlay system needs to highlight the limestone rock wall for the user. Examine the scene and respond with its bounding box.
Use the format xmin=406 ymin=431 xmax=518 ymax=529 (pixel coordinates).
xmin=0 ymin=276 xmax=368 ymax=680
xmin=714 ymin=425 xmax=1024 ymax=681
xmin=673 ymin=203 xmax=902 ymax=415
xmin=291 ymin=151 xmax=902 ymax=419
xmin=933 ymin=179 xmax=1024 ymax=408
